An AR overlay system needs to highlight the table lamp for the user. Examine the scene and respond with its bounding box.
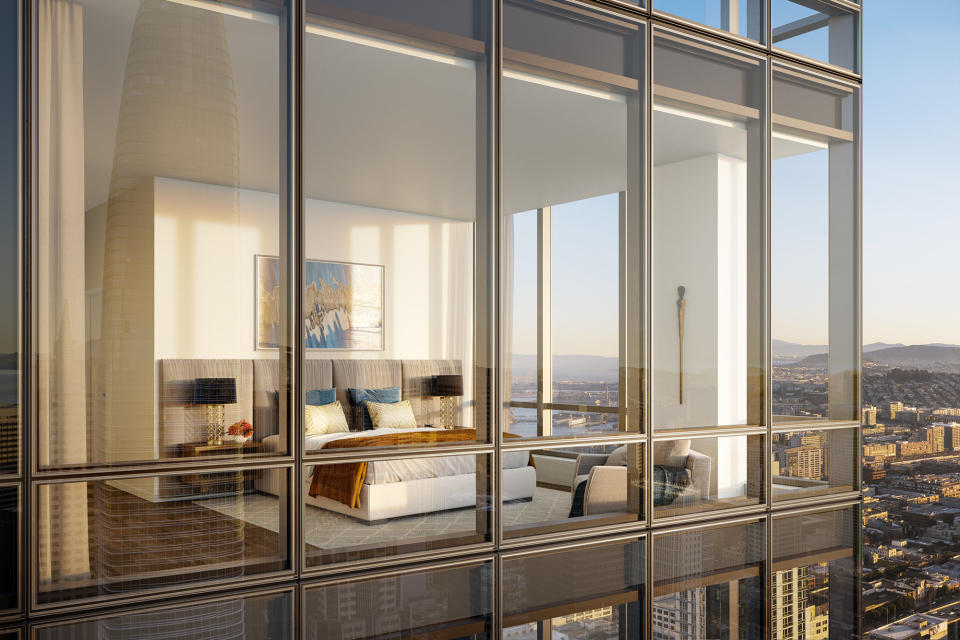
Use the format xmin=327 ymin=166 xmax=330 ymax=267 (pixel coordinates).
xmin=430 ymin=374 xmax=463 ymax=429
xmin=194 ymin=377 xmax=237 ymax=445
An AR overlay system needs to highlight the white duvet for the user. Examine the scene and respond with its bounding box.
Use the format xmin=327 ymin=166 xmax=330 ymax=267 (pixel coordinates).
xmin=303 ymin=427 xmax=530 ymax=485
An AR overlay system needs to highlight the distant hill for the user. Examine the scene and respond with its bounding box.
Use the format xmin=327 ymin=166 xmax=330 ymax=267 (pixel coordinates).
xmin=772 ymin=340 xmax=903 ymax=364
xmin=790 ymin=344 xmax=960 ymax=373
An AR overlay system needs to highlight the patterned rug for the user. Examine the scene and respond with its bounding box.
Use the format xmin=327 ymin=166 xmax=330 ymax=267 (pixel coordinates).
xmin=197 ymin=486 xmax=571 ymax=549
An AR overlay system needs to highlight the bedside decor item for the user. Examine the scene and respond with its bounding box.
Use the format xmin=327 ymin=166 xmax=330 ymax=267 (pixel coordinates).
xmin=193 ymin=377 xmax=237 ymax=446
xmin=430 ymin=374 xmax=463 ymax=429
xmin=256 ymin=255 xmax=384 ymax=350
xmin=226 ymin=419 xmax=253 ymax=442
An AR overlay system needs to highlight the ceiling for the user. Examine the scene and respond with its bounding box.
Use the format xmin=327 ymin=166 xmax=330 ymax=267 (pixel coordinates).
xmin=79 ymin=0 xmax=821 ymax=219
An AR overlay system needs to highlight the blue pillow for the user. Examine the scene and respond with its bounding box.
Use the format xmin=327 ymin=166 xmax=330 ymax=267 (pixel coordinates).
xmin=348 ymin=386 xmax=401 ymax=430
xmin=305 ymin=388 xmax=336 ymax=406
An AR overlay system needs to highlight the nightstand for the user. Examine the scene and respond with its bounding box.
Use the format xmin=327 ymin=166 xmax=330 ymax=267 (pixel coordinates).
xmin=179 ymin=440 xmax=261 ymax=495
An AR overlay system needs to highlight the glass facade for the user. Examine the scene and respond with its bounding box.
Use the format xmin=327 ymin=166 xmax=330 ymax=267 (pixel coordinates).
xmin=6 ymin=0 xmax=861 ymax=636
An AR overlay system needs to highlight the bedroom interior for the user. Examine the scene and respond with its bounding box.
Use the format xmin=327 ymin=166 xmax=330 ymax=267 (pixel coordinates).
xmin=21 ymin=0 xmax=861 ymax=632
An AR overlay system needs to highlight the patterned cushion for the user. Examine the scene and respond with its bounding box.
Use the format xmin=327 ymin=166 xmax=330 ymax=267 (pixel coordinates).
xmin=305 ymin=401 xmax=350 ymax=436
xmin=366 ymin=400 xmax=418 ymax=430
xmin=348 ymin=386 xmax=402 ymax=430
xmin=305 ymin=388 xmax=336 ymax=406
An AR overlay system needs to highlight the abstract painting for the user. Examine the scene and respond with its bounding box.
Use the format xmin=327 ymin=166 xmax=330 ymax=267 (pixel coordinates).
xmin=256 ymin=255 xmax=384 ymax=350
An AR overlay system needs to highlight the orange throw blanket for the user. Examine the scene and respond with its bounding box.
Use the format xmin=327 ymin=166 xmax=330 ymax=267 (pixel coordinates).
xmin=309 ymin=428 xmax=480 ymax=509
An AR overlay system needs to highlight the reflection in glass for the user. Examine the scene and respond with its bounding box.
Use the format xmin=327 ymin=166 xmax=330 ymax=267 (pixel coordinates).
xmin=36 ymin=590 xmax=291 ymax=639
xmin=653 ymin=29 xmax=765 ymax=431
xmin=0 ymin=0 xmax=16 ymax=476
xmin=0 ymin=486 xmax=16 ymax=611
xmin=653 ymin=435 xmax=763 ymax=517
xmin=772 ymin=0 xmax=857 ymax=71
xmin=503 ymin=540 xmax=643 ymax=638
xmin=303 ymin=562 xmax=492 ymax=639
xmin=774 ymin=508 xmax=857 ymax=638
xmin=655 ymin=0 xmax=763 ymax=42
xmin=505 ymin=444 xmax=641 ymax=538
xmin=304 ymin=454 xmax=493 ymax=566
xmin=502 ymin=0 xmax=643 ymax=441
xmin=302 ymin=0 xmax=490 ymax=448
xmin=772 ymin=429 xmax=856 ymax=501
xmin=772 ymin=65 xmax=858 ymax=425
xmin=654 ymin=520 xmax=765 ymax=639
xmin=37 ymin=0 xmax=289 ymax=467
xmin=37 ymin=469 xmax=288 ymax=604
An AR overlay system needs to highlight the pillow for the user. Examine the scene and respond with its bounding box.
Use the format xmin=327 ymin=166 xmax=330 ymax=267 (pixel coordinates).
xmin=348 ymin=386 xmax=402 ymax=430
xmin=306 ymin=388 xmax=336 ymax=406
xmin=366 ymin=400 xmax=418 ymax=430
xmin=654 ymin=439 xmax=691 ymax=467
xmin=305 ymin=401 xmax=350 ymax=436
xmin=606 ymin=445 xmax=629 ymax=467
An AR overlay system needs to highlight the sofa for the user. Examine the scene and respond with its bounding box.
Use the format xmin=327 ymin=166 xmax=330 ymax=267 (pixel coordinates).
xmin=567 ymin=440 xmax=711 ymax=517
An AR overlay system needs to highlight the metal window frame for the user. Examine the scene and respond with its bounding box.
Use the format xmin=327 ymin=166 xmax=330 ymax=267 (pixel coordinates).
xmin=13 ymin=0 xmax=863 ymax=633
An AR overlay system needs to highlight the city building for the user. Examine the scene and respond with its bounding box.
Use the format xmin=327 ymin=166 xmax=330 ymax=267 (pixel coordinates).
xmin=0 ymin=0 xmax=862 ymax=637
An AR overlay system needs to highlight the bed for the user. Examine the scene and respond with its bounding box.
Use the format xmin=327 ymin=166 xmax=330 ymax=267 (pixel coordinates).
xmin=257 ymin=428 xmax=535 ymax=523
xmin=159 ymin=357 xmax=536 ymax=521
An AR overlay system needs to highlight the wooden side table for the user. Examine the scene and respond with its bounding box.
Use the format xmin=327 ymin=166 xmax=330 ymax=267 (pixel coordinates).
xmin=179 ymin=441 xmax=261 ymax=496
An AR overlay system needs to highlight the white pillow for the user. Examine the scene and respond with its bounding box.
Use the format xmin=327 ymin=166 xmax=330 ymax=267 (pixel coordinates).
xmin=305 ymin=401 xmax=350 ymax=435
xmin=366 ymin=400 xmax=418 ymax=429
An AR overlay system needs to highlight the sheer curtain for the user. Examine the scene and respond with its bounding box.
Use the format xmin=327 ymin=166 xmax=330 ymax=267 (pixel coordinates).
xmin=37 ymin=0 xmax=90 ymax=583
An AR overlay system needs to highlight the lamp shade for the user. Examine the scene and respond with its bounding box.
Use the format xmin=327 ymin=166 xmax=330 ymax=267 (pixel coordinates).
xmin=430 ymin=374 xmax=463 ymax=397
xmin=193 ymin=377 xmax=237 ymax=405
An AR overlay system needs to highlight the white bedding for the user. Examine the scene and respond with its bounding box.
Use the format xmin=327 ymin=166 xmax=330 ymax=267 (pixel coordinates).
xmin=281 ymin=427 xmax=530 ymax=485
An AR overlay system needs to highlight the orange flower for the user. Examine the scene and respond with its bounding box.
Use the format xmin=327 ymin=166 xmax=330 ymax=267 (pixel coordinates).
xmin=228 ymin=419 xmax=254 ymax=438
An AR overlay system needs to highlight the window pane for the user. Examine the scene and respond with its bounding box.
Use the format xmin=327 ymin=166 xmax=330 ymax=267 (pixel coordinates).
xmin=0 ymin=0 xmax=17 ymax=477
xmin=654 ymin=520 xmax=766 ymax=639
xmin=774 ymin=508 xmax=857 ymax=638
xmin=773 ymin=428 xmax=857 ymax=501
xmin=36 ymin=590 xmax=292 ymax=639
xmin=772 ymin=65 xmax=858 ymax=426
xmin=304 ymin=454 xmax=491 ymax=567
xmin=504 ymin=443 xmax=642 ymax=539
xmin=502 ymin=0 xmax=643 ymax=442
xmin=304 ymin=561 xmax=493 ymax=639
xmin=503 ymin=540 xmax=644 ymax=636
xmin=655 ymin=0 xmax=764 ymax=43
xmin=36 ymin=468 xmax=288 ymax=605
xmin=0 ymin=486 xmax=17 ymax=612
xmin=301 ymin=0 xmax=490 ymax=450
xmin=653 ymin=434 xmax=764 ymax=518
xmin=36 ymin=0 xmax=290 ymax=468
xmin=652 ymin=29 xmax=765 ymax=432
xmin=773 ymin=0 xmax=858 ymax=72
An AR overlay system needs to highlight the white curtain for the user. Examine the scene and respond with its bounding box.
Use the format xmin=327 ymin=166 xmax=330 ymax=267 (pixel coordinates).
xmin=37 ymin=0 xmax=90 ymax=583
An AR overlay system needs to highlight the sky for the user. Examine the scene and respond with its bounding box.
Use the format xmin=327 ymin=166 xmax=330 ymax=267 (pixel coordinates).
xmin=861 ymin=1 xmax=960 ymax=345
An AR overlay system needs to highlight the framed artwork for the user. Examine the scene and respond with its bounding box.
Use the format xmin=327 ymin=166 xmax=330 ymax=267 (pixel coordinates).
xmin=256 ymin=255 xmax=384 ymax=350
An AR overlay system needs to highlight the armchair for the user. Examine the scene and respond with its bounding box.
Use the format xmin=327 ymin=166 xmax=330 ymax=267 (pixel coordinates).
xmin=568 ymin=444 xmax=712 ymax=517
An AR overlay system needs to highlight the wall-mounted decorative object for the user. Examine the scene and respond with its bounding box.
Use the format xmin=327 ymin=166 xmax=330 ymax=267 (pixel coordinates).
xmin=256 ymin=255 xmax=384 ymax=350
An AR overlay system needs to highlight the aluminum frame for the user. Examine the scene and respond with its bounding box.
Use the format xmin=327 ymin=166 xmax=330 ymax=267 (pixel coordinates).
xmin=10 ymin=0 xmax=864 ymax=634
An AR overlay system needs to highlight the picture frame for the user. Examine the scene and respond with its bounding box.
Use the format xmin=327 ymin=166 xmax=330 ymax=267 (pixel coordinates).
xmin=256 ymin=255 xmax=384 ymax=351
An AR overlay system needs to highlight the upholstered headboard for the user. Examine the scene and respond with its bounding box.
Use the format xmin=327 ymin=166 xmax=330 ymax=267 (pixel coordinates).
xmin=159 ymin=358 xmax=463 ymax=446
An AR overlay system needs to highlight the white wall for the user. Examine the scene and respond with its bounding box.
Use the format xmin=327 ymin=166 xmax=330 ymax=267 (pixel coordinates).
xmin=153 ymin=177 xmax=474 ymax=365
xmin=653 ymin=154 xmax=747 ymax=429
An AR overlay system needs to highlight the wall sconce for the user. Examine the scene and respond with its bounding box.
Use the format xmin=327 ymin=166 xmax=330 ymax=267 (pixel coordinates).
xmin=193 ymin=377 xmax=237 ymax=445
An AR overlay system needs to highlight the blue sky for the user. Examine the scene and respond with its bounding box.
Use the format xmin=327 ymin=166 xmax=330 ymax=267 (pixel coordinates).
xmin=861 ymin=1 xmax=960 ymax=345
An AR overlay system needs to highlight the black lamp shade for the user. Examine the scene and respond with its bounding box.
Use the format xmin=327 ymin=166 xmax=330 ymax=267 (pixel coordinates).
xmin=430 ymin=374 xmax=463 ymax=397
xmin=193 ymin=378 xmax=237 ymax=405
